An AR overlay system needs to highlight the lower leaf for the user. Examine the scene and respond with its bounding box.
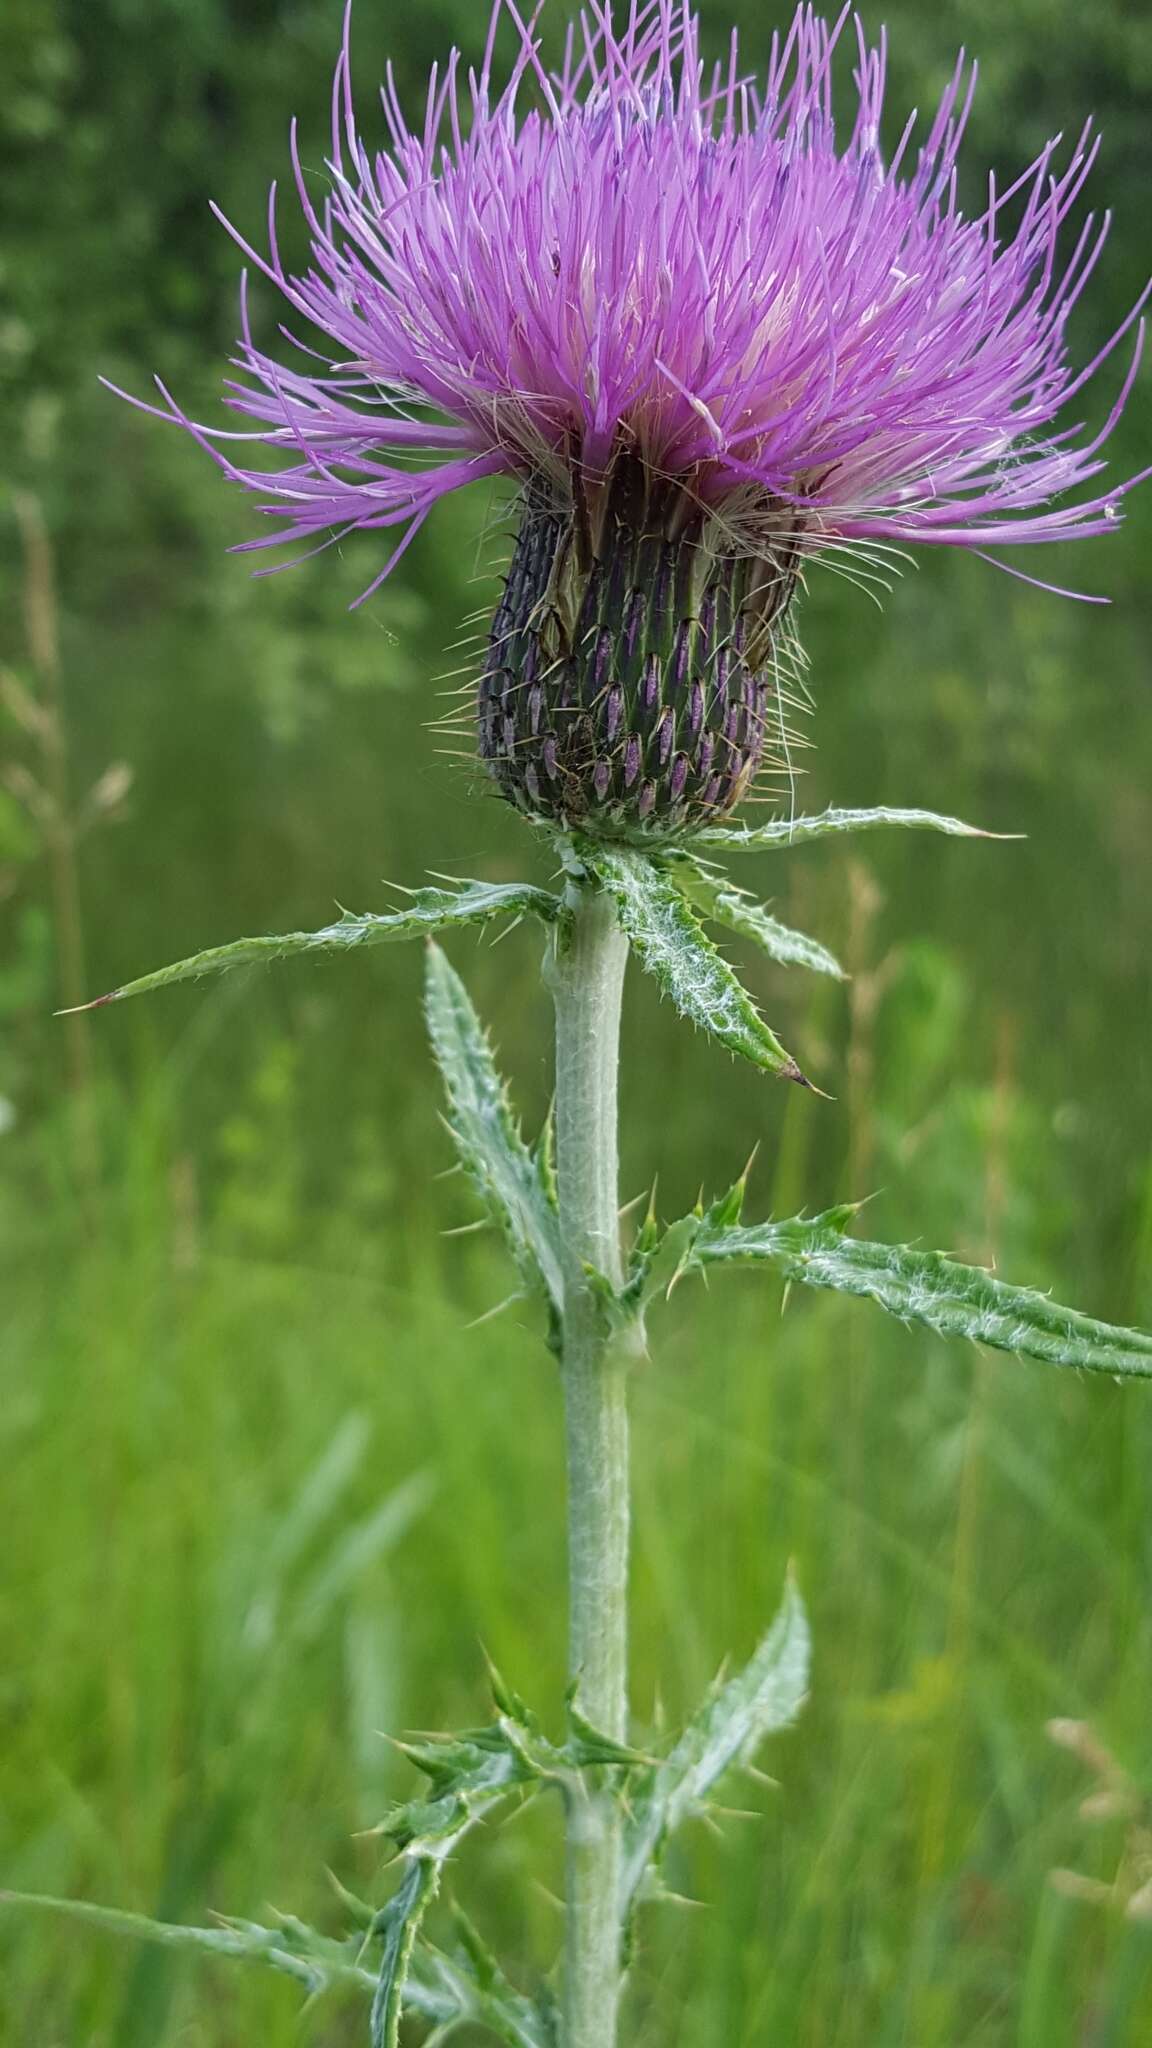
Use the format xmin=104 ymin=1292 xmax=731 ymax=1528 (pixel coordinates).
xmin=697 ymin=1210 xmax=1152 ymax=1377
xmin=0 ymin=1892 xmax=375 ymax=2004
xmin=0 ymin=1890 xmax=549 ymax=2043
xmin=620 ymin=1574 xmax=810 ymax=1920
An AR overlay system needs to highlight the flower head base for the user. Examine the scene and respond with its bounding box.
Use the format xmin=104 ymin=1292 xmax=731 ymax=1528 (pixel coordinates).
xmin=481 ymin=450 xmax=803 ymax=835
xmin=121 ymin=0 xmax=1149 ymax=837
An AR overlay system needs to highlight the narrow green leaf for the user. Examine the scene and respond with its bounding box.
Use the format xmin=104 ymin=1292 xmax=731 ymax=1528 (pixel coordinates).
xmin=532 ymin=1103 xmax=558 ymax=1212
xmin=0 ymin=1892 xmax=375 ymax=2002
xmin=692 ymin=805 xmax=1015 ymax=852
xmin=425 ymin=944 xmax=566 ymax=1314
xmin=64 ymin=879 xmax=561 ymax=1011
xmin=697 ymin=1210 xmax=1152 ymax=1377
xmin=673 ymin=856 xmax=845 ymax=978
xmin=449 ymin=1902 xmax=500 ymax=1995
xmin=620 ymin=1575 xmax=810 ymax=1914
xmin=370 ymin=1860 xmax=440 ymax=2048
xmin=0 ymin=1892 xmax=540 ymax=2037
xmin=485 ymin=1656 xmax=540 ymax=1732
xmin=325 ymin=1870 xmax=378 ymax=1931
xmin=576 ymin=843 xmax=812 ymax=1085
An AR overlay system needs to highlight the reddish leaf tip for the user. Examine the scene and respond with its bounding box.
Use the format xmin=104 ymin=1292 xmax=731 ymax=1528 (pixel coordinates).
xmin=55 ymin=991 xmax=120 ymax=1016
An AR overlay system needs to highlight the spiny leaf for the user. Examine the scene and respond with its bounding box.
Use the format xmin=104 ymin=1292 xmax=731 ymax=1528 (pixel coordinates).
xmin=382 ymin=1729 xmax=536 ymax=1857
xmin=695 ymin=1210 xmax=1152 ymax=1377
xmin=382 ymin=1700 xmax=637 ymax=1861
xmin=622 ymin=1164 xmax=755 ymax=1316
xmin=621 ymin=1212 xmax=702 ymax=1316
xmin=326 ymin=1870 xmax=378 ymax=1931
xmin=620 ymin=1575 xmax=810 ymax=1916
xmin=370 ymin=1859 xmax=440 ymax=2048
xmin=0 ymin=1890 xmax=541 ymax=2036
xmin=0 ymin=1891 xmax=375 ymax=2003
xmin=565 ymin=1692 xmax=654 ymax=1769
xmin=425 ymin=943 xmax=565 ymax=1315
xmin=363 ymin=1791 xmax=556 ymax=2045
xmin=575 ymin=842 xmax=812 ymax=1085
xmin=672 ymin=856 xmax=846 ymax=979
xmin=63 ymin=879 xmax=561 ymax=1011
xmin=692 ymin=805 xmax=1015 ymax=852
xmin=485 ymin=1655 xmax=540 ymax=1732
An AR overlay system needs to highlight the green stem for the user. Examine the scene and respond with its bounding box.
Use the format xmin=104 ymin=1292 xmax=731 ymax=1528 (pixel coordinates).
xmin=549 ymin=881 xmax=631 ymax=2048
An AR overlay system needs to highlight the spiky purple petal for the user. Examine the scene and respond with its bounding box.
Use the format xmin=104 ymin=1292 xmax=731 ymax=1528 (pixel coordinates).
xmin=126 ymin=0 xmax=1148 ymax=589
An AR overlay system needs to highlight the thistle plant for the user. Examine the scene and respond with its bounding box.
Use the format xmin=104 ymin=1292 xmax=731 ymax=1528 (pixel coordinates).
xmin=9 ymin=5 xmax=1152 ymax=2044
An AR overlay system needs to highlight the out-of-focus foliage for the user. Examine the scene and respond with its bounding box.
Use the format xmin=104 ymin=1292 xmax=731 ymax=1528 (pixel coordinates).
xmin=1 ymin=0 xmax=1150 ymax=2042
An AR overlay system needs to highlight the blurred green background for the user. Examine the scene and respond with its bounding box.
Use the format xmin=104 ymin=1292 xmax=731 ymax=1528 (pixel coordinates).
xmin=2 ymin=0 xmax=1151 ymax=2042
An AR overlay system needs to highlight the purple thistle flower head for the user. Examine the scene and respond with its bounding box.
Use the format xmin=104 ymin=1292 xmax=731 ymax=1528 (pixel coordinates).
xmin=121 ymin=0 xmax=1149 ymax=839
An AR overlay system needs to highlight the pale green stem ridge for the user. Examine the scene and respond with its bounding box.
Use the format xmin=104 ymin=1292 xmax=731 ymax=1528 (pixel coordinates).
xmin=548 ymin=883 xmax=631 ymax=2048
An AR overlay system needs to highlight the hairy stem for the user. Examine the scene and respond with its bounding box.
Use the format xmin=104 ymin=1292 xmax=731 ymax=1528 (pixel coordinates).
xmin=549 ymin=881 xmax=631 ymax=2048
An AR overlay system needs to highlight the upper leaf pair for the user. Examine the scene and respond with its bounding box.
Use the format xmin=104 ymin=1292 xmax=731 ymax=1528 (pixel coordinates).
xmin=568 ymin=802 xmax=1009 ymax=1087
xmin=69 ymin=803 xmax=1001 ymax=1104
xmin=60 ymin=877 xmax=563 ymax=1010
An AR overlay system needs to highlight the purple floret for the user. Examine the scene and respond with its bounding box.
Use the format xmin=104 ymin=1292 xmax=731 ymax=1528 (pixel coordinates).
xmin=116 ymin=0 xmax=1149 ymax=601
